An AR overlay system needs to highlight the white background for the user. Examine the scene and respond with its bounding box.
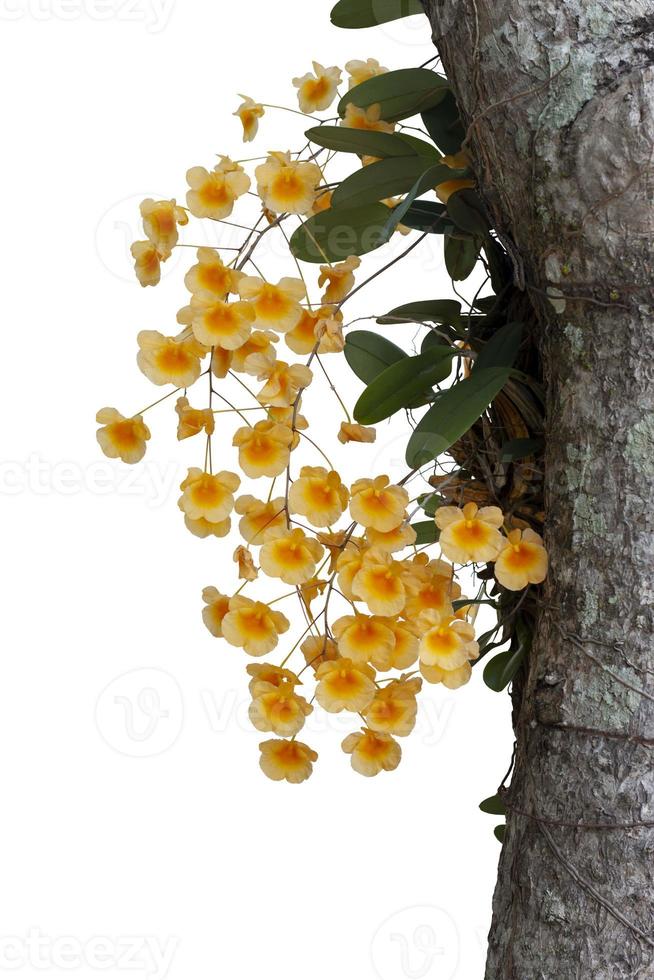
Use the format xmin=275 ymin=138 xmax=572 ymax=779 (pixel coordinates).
xmin=0 ymin=1 xmax=513 ymax=977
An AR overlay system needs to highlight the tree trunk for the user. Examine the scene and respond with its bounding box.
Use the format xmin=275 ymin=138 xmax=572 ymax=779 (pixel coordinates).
xmin=421 ymin=1 xmax=654 ymax=976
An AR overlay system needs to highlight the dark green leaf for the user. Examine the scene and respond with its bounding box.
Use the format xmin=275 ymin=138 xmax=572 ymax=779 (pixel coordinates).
xmin=381 ymin=164 xmax=456 ymax=236
xmin=331 ymin=0 xmax=424 ymax=28
xmin=483 ymin=643 xmax=527 ymax=692
xmin=421 ymin=326 xmax=460 ymax=349
xmin=332 ymin=156 xmax=441 ymax=209
xmin=474 ymin=631 xmax=504 ymax=660
xmin=290 ymin=203 xmax=391 ymax=263
xmin=379 ymin=299 xmax=462 ymax=327
xmin=444 ymin=234 xmax=480 ymax=281
xmin=500 ymin=437 xmax=544 ymax=462
xmin=354 ymin=346 xmax=456 ymax=424
xmin=494 ymin=824 xmax=506 ymax=843
xmin=405 ymin=367 xmax=511 ymax=466
xmin=304 ymin=126 xmax=437 ymax=159
xmin=417 ymin=492 xmax=442 ymax=516
xmin=339 ymin=68 xmax=449 ymax=123
xmin=480 ymin=794 xmax=507 ymax=816
xmin=446 ymin=189 xmax=490 ymax=236
xmin=482 ymin=236 xmax=511 ymax=294
xmin=474 ymin=295 xmax=498 ymax=313
xmin=421 ymin=90 xmax=466 ymax=154
xmin=399 ymin=200 xmax=454 ymax=234
xmin=344 ymin=330 xmax=407 ymax=385
xmin=411 ymin=520 xmax=439 ymax=545
xmin=474 ymin=322 xmax=523 ymax=372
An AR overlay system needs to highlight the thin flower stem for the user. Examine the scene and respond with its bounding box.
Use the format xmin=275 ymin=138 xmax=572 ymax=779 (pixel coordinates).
xmin=211 ymin=386 xmax=255 ymax=427
xmin=278 ymin=221 xmax=312 ymax=307
xmin=228 ymin=370 xmax=261 ymax=405
xmin=211 ymin=406 xmax=266 ymax=414
xmin=268 ymin=590 xmax=304 ymax=605
xmin=297 ymin=430 xmax=335 ymax=469
xmin=279 ymin=608 xmax=328 ymax=668
xmin=261 ymin=102 xmax=322 ymax=121
xmin=336 ymin=233 xmax=429 ymax=311
xmin=314 ymin=355 xmax=351 ymax=423
xmin=176 ymin=243 xmax=241 ymax=250
xmin=134 ymin=385 xmax=184 ymax=416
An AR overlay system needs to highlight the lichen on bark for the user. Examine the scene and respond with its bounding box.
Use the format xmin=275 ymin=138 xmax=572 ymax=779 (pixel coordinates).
xmin=421 ymin=0 xmax=654 ymax=975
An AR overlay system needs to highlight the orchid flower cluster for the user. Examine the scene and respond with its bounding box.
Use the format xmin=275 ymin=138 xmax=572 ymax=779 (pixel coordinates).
xmin=97 ymin=59 xmax=548 ymax=783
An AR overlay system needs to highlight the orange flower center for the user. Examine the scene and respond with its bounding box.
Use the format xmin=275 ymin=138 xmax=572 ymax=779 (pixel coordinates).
xmin=157 ymin=345 xmax=193 ymax=371
xmin=191 ymin=480 xmax=224 ymax=506
xmin=257 ymin=288 xmax=290 ymax=318
xmin=358 ymin=734 xmax=388 ymax=759
xmin=305 ymin=77 xmax=330 ymax=102
xmin=424 ymin=627 xmax=460 ymax=656
xmin=329 ymin=669 xmax=362 ymax=694
xmin=198 ymin=265 xmax=231 ymax=294
xmin=245 ymin=436 xmax=279 ymax=464
xmin=451 ymin=520 xmax=489 ymax=548
xmin=240 ymin=611 xmax=270 ymax=638
xmin=108 ymin=420 xmax=140 ymax=450
xmin=201 ymin=178 xmax=230 ymax=208
xmin=366 ymin=569 xmax=399 ymax=596
xmin=505 ymin=543 xmax=536 ymax=569
xmin=273 ymin=540 xmax=306 ymax=566
xmin=271 ymin=169 xmax=304 ymax=204
xmin=153 ymin=210 xmax=175 ymax=235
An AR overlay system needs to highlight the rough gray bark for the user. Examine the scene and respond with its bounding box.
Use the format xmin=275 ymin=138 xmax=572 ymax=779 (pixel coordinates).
xmin=420 ymin=2 xmax=654 ymax=976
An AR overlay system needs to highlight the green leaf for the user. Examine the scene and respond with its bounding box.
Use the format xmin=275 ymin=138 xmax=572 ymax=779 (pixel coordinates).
xmin=405 ymin=367 xmax=511 ymax=466
xmin=331 ymin=0 xmax=424 ymax=28
xmin=494 ymin=824 xmax=506 ymax=843
xmin=354 ymin=346 xmax=456 ymax=424
xmin=446 ymin=189 xmax=490 ymax=236
xmin=499 ymin=437 xmax=544 ymax=462
xmin=290 ymin=203 xmax=391 ymax=263
xmin=474 ymin=295 xmax=499 ymax=314
xmin=474 ymin=322 xmax=523 ymax=372
xmin=381 ymin=163 xmax=457 ymax=236
xmin=399 ymin=200 xmax=454 ymax=234
xmin=304 ymin=126 xmax=437 ymax=159
xmin=421 ymin=327 xmax=460 ymax=349
xmin=452 ymin=597 xmax=498 ymax=611
xmin=480 ymin=794 xmax=507 ymax=816
xmin=411 ymin=520 xmax=439 ymax=545
xmin=344 ymin=330 xmax=407 ymax=385
xmin=417 ymin=492 xmax=441 ymax=516
xmin=421 ymin=90 xmax=466 ymax=154
xmin=444 ymin=234 xmax=480 ymax=281
xmin=332 ymin=156 xmax=441 ymax=209
xmin=482 ymin=237 xmax=511 ymax=294
xmin=339 ymin=68 xmax=449 ymax=123
xmin=379 ymin=299 xmax=462 ymax=327
xmin=483 ymin=643 xmax=527 ymax=692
